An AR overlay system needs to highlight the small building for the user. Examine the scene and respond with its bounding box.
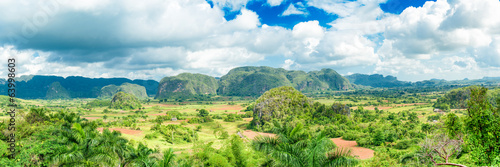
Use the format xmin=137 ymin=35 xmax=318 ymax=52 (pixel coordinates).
xmin=434 ymin=108 xmax=444 ymax=113
xmin=171 ymin=117 xmax=177 ymax=121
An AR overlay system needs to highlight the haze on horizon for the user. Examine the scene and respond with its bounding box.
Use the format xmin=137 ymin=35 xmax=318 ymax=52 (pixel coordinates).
xmin=1 ymin=0 xmax=500 ymax=82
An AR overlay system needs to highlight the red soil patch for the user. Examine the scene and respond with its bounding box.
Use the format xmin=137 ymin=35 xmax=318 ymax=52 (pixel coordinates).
xmin=96 ymin=128 xmax=143 ymax=135
xmin=331 ymin=138 xmax=374 ymax=160
xmin=241 ymin=130 xmax=276 ymax=139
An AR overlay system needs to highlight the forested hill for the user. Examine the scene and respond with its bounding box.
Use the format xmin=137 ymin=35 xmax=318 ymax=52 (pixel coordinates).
xmin=216 ymin=66 xmax=351 ymax=96
xmin=1 ymin=75 xmax=158 ymax=99
xmin=156 ymin=73 xmax=219 ymax=100
xmin=346 ymin=74 xmax=500 ymax=88
xmin=345 ymin=74 xmax=411 ymax=88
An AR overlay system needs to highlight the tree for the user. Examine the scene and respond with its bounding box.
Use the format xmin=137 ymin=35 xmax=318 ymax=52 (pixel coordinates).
xmin=252 ymin=123 xmax=358 ymax=167
xmin=464 ymin=87 xmax=500 ymax=165
xmin=159 ymin=148 xmax=176 ymax=167
xmin=421 ymin=134 xmax=465 ymax=167
xmin=198 ymin=109 xmax=209 ymax=117
xmin=444 ymin=113 xmax=462 ymax=138
xmin=51 ymin=123 xmax=119 ymax=166
xmin=125 ymin=143 xmax=159 ymax=166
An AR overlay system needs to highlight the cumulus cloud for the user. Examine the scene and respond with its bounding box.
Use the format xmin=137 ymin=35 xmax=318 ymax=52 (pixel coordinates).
xmin=267 ymin=0 xmax=285 ymax=7
xmin=0 ymin=0 xmax=499 ymax=82
xmin=281 ymin=2 xmax=309 ymax=16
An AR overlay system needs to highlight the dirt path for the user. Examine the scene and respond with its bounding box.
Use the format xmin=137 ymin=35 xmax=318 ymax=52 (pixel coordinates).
xmin=96 ymin=128 xmax=143 ymax=135
xmin=331 ymin=138 xmax=374 ymax=160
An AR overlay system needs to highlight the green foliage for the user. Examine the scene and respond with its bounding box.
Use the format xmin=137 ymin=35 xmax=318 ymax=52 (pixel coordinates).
xmin=45 ymin=82 xmax=71 ymax=99
xmin=346 ymin=74 xmax=409 ymax=88
xmin=188 ymin=116 xmax=213 ymax=124
xmin=252 ymin=86 xmax=312 ymax=128
xmin=426 ymin=114 xmax=441 ymax=122
xmin=252 ymin=123 xmax=358 ymax=167
xmin=151 ymin=124 xmax=198 ymax=144
xmin=156 ymin=73 xmax=218 ymax=100
xmin=25 ymin=108 xmax=50 ymax=124
xmin=223 ymin=113 xmax=242 ymax=122
xmin=85 ymin=99 xmax=112 ymax=108
xmin=110 ymin=92 xmax=142 ymax=110
xmin=464 ymin=86 xmax=500 ymax=165
xmin=217 ymin=66 xmax=351 ymax=96
xmin=198 ymin=109 xmax=209 ymax=117
xmin=99 ymin=83 xmax=148 ymax=99
xmin=371 ymin=129 xmax=385 ymax=146
xmin=322 ymin=125 xmax=345 ymax=138
xmin=444 ymin=113 xmax=463 ymax=138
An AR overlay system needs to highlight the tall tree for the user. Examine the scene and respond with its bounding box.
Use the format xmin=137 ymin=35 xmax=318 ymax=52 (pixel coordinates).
xmin=465 ymin=87 xmax=500 ymax=165
xmin=253 ymin=123 xmax=358 ymax=167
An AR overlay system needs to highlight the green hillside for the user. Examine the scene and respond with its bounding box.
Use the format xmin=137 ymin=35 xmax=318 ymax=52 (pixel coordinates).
xmin=252 ymin=86 xmax=313 ymax=128
xmin=45 ymin=82 xmax=71 ymax=99
xmin=217 ymin=66 xmax=351 ymax=96
xmin=99 ymin=83 xmax=148 ymax=99
xmin=110 ymin=91 xmax=142 ymax=110
xmin=155 ymin=73 xmax=218 ymax=100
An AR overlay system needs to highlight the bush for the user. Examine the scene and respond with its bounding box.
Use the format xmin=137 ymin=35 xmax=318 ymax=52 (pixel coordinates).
xmin=323 ymin=125 xmax=344 ymax=138
xmin=394 ymin=140 xmax=412 ymax=149
xmin=342 ymin=131 xmax=362 ymax=141
xmin=223 ymin=113 xmax=242 ymax=122
xmin=145 ymin=132 xmax=159 ymax=139
xmin=356 ymin=137 xmax=372 ymax=147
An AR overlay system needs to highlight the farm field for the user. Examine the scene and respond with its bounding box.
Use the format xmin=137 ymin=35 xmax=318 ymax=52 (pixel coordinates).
xmin=1 ymin=85 xmax=499 ymax=166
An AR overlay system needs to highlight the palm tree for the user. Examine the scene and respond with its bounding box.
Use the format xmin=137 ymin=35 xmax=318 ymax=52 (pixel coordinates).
xmin=51 ymin=123 xmax=119 ymax=167
xmin=99 ymin=129 xmax=132 ymax=166
xmin=253 ymin=123 xmax=358 ymax=167
xmin=158 ymin=148 xmax=176 ymax=167
xmin=124 ymin=143 xmax=159 ymax=167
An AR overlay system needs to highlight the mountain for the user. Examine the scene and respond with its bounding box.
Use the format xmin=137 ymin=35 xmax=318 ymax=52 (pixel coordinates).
xmin=217 ymin=66 xmax=351 ymax=96
xmin=0 ymin=75 xmax=158 ymax=99
xmin=217 ymin=66 xmax=292 ymax=96
xmin=345 ymin=74 xmax=410 ymax=88
xmin=99 ymin=83 xmax=148 ymax=99
xmin=45 ymin=82 xmax=71 ymax=99
xmin=252 ymin=86 xmax=313 ymax=127
xmin=155 ymin=73 xmax=218 ymax=100
xmin=110 ymin=92 xmax=142 ymax=110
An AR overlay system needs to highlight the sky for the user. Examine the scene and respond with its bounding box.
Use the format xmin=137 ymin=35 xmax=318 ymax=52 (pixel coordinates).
xmin=1 ymin=0 xmax=500 ymax=82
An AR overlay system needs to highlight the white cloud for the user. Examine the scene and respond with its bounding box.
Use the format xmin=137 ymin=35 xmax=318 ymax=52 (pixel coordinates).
xmin=1 ymin=0 xmax=500 ymax=82
xmin=267 ymin=0 xmax=285 ymax=7
xmin=281 ymin=59 xmax=301 ymax=70
xmin=281 ymin=3 xmax=308 ymax=16
xmin=207 ymin=0 xmax=251 ymax=11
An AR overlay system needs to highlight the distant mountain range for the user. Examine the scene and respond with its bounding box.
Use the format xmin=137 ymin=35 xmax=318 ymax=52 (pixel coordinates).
xmin=345 ymin=74 xmax=500 ymax=88
xmin=1 ymin=67 xmax=499 ymax=99
xmin=0 ymin=75 xmax=158 ymax=99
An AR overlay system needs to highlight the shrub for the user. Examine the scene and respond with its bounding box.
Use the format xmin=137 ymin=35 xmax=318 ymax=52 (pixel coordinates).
xmin=394 ymin=140 xmax=412 ymax=149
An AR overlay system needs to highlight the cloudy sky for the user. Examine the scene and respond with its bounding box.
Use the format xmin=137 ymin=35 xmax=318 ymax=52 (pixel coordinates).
xmin=1 ymin=0 xmax=500 ymax=81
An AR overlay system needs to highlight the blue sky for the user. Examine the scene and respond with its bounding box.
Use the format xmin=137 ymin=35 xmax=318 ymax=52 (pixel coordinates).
xmin=0 ymin=0 xmax=499 ymax=81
